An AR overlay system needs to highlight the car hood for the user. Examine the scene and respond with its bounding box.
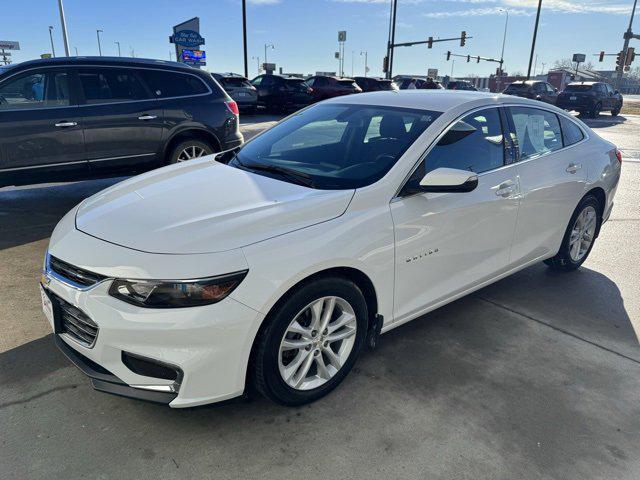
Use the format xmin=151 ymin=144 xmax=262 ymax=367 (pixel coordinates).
xmin=75 ymin=159 xmax=354 ymax=254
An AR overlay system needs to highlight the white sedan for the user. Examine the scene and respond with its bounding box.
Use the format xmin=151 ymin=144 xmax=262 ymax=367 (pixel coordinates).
xmin=41 ymin=90 xmax=621 ymax=407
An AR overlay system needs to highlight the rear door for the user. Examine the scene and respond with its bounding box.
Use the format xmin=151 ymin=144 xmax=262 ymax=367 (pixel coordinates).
xmin=506 ymin=106 xmax=587 ymax=265
xmin=0 ymin=67 xmax=85 ymax=177
xmin=77 ymin=66 xmax=163 ymax=174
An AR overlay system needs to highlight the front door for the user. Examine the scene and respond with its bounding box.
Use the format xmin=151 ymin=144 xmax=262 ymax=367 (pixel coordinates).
xmin=0 ymin=68 xmax=85 ymax=177
xmin=76 ymin=67 xmax=163 ymax=174
xmin=391 ymin=107 xmax=520 ymax=323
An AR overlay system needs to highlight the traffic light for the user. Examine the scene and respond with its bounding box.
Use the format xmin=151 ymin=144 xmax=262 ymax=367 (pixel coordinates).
xmin=446 ymin=50 xmax=451 ymax=61
xmin=382 ymin=56 xmax=389 ymax=73
xmin=598 ymin=51 xmax=605 ymax=62
xmin=616 ymin=50 xmax=625 ymax=71
xmin=460 ymin=31 xmax=466 ymax=47
xmin=466 ymin=55 xmax=470 ymax=63
xmin=625 ymin=47 xmax=635 ymax=66
xmin=427 ymin=36 xmax=433 ymax=49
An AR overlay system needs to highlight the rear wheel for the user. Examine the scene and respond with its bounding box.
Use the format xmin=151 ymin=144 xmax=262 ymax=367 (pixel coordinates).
xmin=253 ymin=277 xmax=368 ymax=406
xmin=590 ymin=102 xmax=602 ymax=118
xmin=611 ymin=103 xmax=621 ymax=116
xmin=544 ymin=195 xmax=601 ymax=272
xmin=168 ymin=139 xmax=215 ymax=164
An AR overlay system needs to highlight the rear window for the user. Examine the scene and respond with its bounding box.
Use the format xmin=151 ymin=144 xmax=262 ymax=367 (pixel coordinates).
xmin=560 ymin=116 xmax=585 ymax=146
xmin=378 ymin=80 xmax=395 ymax=90
xmin=223 ymin=77 xmax=251 ymax=88
xmin=338 ymin=80 xmax=356 ymax=87
xmin=286 ymin=79 xmax=308 ymax=91
xmin=140 ymin=70 xmax=212 ymax=98
xmin=505 ymin=83 xmax=529 ymax=91
xmin=564 ymin=84 xmax=593 ymax=92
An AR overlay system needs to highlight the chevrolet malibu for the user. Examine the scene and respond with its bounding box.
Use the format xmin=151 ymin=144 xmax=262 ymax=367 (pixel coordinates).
xmin=41 ymin=91 xmax=621 ymax=407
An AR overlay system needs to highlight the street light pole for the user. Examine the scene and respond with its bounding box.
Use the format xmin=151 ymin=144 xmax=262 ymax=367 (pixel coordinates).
xmin=48 ymin=26 xmax=56 ymax=57
xmin=252 ymin=56 xmax=260 ymax=74
xmin=499 ymin=9 xmax=509 ymax=74
xmin=264 ymin=43 xmax=274 ymax=68
xmin=388 ymin=0 xmax=399 ymax=79
xmin=74 ymin=46 xmax=78 ymax=56
xmin=96 ymin=29 xmax=103 ymax=56
xmin=360 ymin=51 xmax=368 ymax=76
xmin=242 ymin=0 xmax=249 ymax=78
xmin=526 ymin=0 xmax=542 ymax=80
xmin=115 ymin=41 xmax=121 ymax=57
xmin=57 ymin=0 xmax=70 ymax=56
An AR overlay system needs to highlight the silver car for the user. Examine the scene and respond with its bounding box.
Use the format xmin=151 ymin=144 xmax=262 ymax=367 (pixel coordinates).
xmin=212 ymin=73 xmax=258 ymax=114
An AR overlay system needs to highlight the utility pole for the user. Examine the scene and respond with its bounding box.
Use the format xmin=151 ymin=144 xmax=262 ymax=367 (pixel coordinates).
xmin=617 ymin=0 xmax=638 ymax=88
xmin=351 ymin=50 xmax=354 ymax=77
xmin=388 ymin=0 xmax=399 ymax=79
xmin=252 ymin=55 xmax=260 ymax=74
xmin=526 ymin=0 xmax=543 ymax=80
xmin=57 ymin=0 xmax=70 ymax=56
xmin=115 ymin=41 xmax=121 ymax=57
xmin=360 ymin=51 xmax=368 ymax=76
xmin=242 ymin=0 xmax=249 ymax=78
xmin=96 ymin=29 xmax=103 ymax=56
xmin=450 ymin=59 xmax=455 ymax=77
xmin=74 ymin=46 xmax=78 ymax=56
xmin=499 ymin=8 xmax=509 ymax=75
xmin=48 ymin=26 xmax=56 ymax=57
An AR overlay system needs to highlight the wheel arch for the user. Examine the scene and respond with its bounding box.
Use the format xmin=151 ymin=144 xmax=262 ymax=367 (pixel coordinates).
xmin=584 ymin=186 xmax=606 ymax=237
xmin=162 ymin=127 xmax=222 ymax=164
xmin=244 ymin=265 xmax=379 ymax=392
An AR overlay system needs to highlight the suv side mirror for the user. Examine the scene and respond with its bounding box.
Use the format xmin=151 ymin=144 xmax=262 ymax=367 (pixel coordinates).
xmin=614 ymin=90 xmax=620 ymax=95
xmin=419 ymin=167 xmax=478 ymax=193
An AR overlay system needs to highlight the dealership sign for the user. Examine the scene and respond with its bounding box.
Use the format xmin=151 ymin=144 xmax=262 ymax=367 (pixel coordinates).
xmin=170 ymin=30 xmax=205 ymax=47
xmin=181 ymin=49 xmax=206 ymax=65
xmin=0 ymin=40 xmax=20 ymax=50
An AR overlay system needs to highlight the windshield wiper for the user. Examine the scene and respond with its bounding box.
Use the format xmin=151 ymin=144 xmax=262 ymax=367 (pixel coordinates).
xmin=215 ymin=147 xmax=240 ymax=164
xmin=237 ymin=161 xmax=316 ymax=188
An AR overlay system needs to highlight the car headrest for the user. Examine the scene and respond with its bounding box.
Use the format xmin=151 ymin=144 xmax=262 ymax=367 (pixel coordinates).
xmin=379 ymin=115 xmax=407 ymax=139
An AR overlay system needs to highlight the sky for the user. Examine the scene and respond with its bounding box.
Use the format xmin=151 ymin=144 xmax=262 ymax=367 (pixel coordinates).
xmin=1 ymin=0 xmax=636 ymax=79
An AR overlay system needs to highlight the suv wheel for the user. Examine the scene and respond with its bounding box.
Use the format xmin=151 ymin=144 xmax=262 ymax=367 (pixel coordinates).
xmin=590 ymin=102 xmax=602 ymax=118
xmin=611 ymin=103 xmax=621 ymax=116
xmin=253 ymin=277 xmax=368 ymax=406
xmin=544 ymin=195 xmax=601 ymax=272
xmin=168 ymin=139 xmax=216 ymax=164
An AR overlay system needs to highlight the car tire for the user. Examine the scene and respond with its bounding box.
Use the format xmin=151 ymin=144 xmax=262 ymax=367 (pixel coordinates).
xmin=590 ymin=102 xmax=602 ymax=118
xmin=611 ymin=104 xmax=621 ymax=116
xmin=544 ymin=195 xmax=601 ymax=272
xmin=252 ymin=276 xmax=368 ymax=406
xmin=168 ymin=139 xmax=216 ymax=164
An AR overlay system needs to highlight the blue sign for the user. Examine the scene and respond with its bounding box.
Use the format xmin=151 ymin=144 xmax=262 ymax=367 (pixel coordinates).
xmin=171 ymin=30 xmax=205 ymax=47
xmin=181 ymin=49 xmax=206 ymax=62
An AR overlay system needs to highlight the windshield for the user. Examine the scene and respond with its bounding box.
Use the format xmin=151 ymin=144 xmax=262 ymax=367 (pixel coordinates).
xmin=223 ymin=77 xmax=251 ymax=88
xmin=286 ymin=79 xmax=308 ymax=91
xmin=230 ymin=104 xmax=440 ymax=189
xmin=505 ymin=83 xmax=529 ymax=91
xmin=564 ymin=84 xmax=594 ymax=92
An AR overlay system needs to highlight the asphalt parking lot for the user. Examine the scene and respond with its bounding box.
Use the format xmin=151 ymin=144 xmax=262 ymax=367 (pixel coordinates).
xmin=1 ymin=113 xmax=639 ymax=479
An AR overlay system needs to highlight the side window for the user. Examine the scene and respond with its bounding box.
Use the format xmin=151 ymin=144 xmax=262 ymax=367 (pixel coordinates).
xmin=251 ymin=76 xmax=262 ymax=86
xmin=78 ymin=68 xmax=149 ymax=104
xmin=509 ymin=107 xmax=562 ymax=160
xmin=546 ymin=83 xmax=555 ymax=93
xmin=605 ymin=84 xmax=614 ymax=94
xmin=560 ymin=116 xmax=585 ymax=146
xmin=402 ymin=108 xmax=505 ymax=194
xmin=305 ymin=77 xmax=315 ymax=87
xmin=0 ymin=70 xmax=71 ymax=110
xmin=315 ymin=77 xmax=328 ymax=87
xmin=140 ymin=70 xmax=209 ymax=98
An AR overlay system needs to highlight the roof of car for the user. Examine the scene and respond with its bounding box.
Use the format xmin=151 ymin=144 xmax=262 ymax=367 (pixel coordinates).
xmin=323 ymin=89 xmax=548 ymax=112
xmin=1 ymin=56 xmax=198 ymax=73
xmin=567 ymin=81 xmax=599 ymax=85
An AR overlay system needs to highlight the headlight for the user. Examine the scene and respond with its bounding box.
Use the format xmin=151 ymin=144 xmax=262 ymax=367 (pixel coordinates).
xmin=108 ymin=271 xmax=248 ymax=308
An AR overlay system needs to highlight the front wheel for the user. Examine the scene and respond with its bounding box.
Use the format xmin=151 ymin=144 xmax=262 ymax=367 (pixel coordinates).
xmin=590 ymin=102 xmax=602 ymax=118
xmin=611 ymin=104 xmax=621 ymax=116
xmin=544 ymin=195 xmax=601 ymax=272
xmin=252 ymin=277 xmax=368 ymax=406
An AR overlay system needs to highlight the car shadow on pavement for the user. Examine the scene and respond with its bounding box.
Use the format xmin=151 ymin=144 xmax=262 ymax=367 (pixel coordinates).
xmin=2 ymin=264 xmax=638 ymax=479
xmin=0 ymin=177 xmax=125 ymax=251
xmin=580 ymin=114 xmax=628 ymax=128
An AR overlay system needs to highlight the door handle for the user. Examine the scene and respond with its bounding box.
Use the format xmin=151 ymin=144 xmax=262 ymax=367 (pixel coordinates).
xmin=138 ymin=114 xmax=157 ymax=121
xmin=566 ymin=163 xmax=582 ymax=174
xmin=54 ymin=121 xmax=77 ymax=128
xmin=493 ymin=180 xmax=516 ymax=198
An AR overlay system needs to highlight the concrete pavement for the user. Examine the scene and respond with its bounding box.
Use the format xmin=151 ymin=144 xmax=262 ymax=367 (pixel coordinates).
xmin=1 ymin=114 xmax=639 ymax=480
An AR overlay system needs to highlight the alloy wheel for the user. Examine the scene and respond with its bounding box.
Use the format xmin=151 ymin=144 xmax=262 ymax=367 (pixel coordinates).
xmin=177 ymin=145 xmax=208 ymax=162
xmin=278 ymin=296 xmax=357 ymax=391
xmin=568 ymin=205 xmax=597 ymax=262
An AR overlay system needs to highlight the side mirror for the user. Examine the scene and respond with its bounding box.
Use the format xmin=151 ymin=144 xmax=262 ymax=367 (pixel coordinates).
xmin=419 ymin=167 xmax=478 ymax=193
xmin=614 ymin=90 xmax=620 ymax=95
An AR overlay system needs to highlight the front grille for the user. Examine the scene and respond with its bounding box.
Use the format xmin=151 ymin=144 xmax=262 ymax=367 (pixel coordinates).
xmin=49 ymin=255 xmax=107 ymax=288
xmin=57 ymin=296 xmax=99 ymax=348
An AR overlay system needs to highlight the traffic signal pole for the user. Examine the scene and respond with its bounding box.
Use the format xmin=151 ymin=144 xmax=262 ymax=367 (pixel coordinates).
xmin=388 ymin=0 xmax=399 ymax=79
xmin=526 ymin=0 xmax=542 ymax=80
xmin=616 ymin=0 xmax=638 ymax=89
xmin=242 ymin=0 xmax=248 ymax=78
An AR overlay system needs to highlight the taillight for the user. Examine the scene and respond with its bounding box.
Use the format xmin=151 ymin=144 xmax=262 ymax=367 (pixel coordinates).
xmin=615 ymin=149 xmax=622 ymax=164
xmin=225 ymin=100 xmax=239 ymax=116
xmin=307 ymin=87 xmax=313 ymax=93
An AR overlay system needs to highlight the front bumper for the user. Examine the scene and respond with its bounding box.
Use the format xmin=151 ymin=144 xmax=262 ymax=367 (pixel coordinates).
xmin=44 ymin=220 xmax=264 ymax=408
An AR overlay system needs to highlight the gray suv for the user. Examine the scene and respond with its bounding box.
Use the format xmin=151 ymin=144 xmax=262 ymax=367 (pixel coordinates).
xmin=212 ymin=73 xmax=258 ymax=114
xmin=0 ymin=57 xmax=243 ymax=188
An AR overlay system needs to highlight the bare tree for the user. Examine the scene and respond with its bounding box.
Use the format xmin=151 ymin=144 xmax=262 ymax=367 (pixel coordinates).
xmin=553 ymin=58 xmax=594 ymax=71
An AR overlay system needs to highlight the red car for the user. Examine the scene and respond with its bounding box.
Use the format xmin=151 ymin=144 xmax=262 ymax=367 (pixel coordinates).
xmin=305 ymin=75 xmax=362 ymax=101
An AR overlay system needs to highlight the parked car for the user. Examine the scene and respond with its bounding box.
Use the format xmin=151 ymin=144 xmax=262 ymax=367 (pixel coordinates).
xmin=305 ymin=75 xmax=362 ymax=101
xmin=353 ymin=76 xmax=397 ymax=92
xmin=395 ymin=77 xmax=443 ymax=90
xmin=503 ymin=80 xmax=558 ymax=105
xmin=556 ymin=81 xmax=623 ymax=118
xmin=250 ymin=74 xmax=314 ymax=112
xmin=446 ymin=80 xmax=478 ymax=91
xmin=212 ymin=72 xmax=258 ymax=113
xmin=0 ymin=57 xmax=242 ymax=188
xmin=42 ymin=90 xmax=620 ymax=408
